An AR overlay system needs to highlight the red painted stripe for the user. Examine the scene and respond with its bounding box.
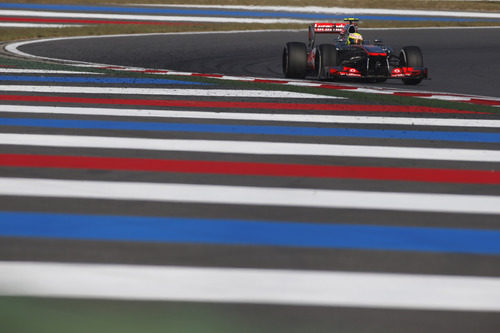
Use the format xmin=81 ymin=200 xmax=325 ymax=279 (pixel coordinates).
xmin=143 ymin=70 xmax=170 ymax=74
xmin=0 ymin=16 xmax=191 ymax=25
xmin=469 ymin=99 xmax=500 ymax=106
xmin=192 ymin=73 xmax=225 ymax=78
xmin=0 ymin=94 xmax=485 ymax=114
xmin=1 ymin=154 xmax=499 ymax=184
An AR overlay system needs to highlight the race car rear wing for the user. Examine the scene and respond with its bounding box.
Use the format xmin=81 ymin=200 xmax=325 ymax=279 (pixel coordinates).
xmin=308 ymin=18 xmax=359 ymax=48
xmin=311 ymin=23 xmax=347 ymax=33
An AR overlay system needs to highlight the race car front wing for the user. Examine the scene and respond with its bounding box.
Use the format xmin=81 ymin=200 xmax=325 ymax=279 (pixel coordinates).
xmin=325 ymin=66 xmax=428 ymax=80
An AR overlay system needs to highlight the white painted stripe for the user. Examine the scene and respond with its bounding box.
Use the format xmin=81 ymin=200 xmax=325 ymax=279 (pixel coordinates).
xmin=355 ymin=88 xmax=406 ymax=95
xmin=1 ymin=177 xmax=500 ymax=214
xmin=218 ymin=75 xmax=264 ymax=81
xmin=421 ymin=96 xmax=473 ymax=102
xmin=0 ymin=85 xmax=339 ymax=99
xmin=284 ymin=81 xmax=323 ymax=87
xmin=1 ymin=261 xmax=500 ymax=311
xmin=2 ymin=104 xmax=500 ymax=128
xmin=138 ymin=4 xmax=500 ymax=19
xmin=155 ymin=70 xmax=218 ymax=76
xmin=0 ymin=68 xmax=101 ymax=75
xmin=0 ymin=10 xmax=311 ymax=24
xmin=1 ymin=133 xmax=499 ymax=162
xmin=0 ymin=23 xmax=80 ymax=28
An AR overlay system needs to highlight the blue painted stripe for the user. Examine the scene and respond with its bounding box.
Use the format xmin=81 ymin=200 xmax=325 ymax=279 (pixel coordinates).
xmin=1 ymin=117 xmax=499 ymax=143
xmin=0 ymin=3 xmax=489 ymax=22
xmin=0 ymin=75 xmax=209 ymax=85
xmin=0 ymin=211 xmax=499 ymax=254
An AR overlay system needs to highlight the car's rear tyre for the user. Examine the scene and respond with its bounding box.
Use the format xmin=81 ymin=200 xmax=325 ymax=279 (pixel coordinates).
xmin=315 ymin=44 xmax=337 ymax=79
xmin=283 ymin=42 xmax=307 ymax=79
xmin=400 ymin=46 xmax=424 ymax=85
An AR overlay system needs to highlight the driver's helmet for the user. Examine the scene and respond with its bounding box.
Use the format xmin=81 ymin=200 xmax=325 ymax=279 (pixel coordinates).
xmin=347 ymin=33 xmax=363 ymax=45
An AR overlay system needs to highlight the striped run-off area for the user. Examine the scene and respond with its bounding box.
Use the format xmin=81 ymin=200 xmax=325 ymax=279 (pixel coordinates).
xmin=1 ymin=64 xmax=500 ymax=332
xmin=0 ymin=2 xmax=497 ymax=28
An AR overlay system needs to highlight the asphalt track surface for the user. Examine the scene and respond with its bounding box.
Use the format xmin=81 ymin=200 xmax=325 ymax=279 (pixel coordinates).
xmin=1 ymin=29 xmax=500 ymax=332
xmin=16 ymin=27 xmax=500 ymax=97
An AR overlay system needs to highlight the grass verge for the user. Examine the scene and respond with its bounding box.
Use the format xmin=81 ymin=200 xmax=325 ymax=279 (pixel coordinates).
xmin=0 ymin=296 xmax=280 ymax=333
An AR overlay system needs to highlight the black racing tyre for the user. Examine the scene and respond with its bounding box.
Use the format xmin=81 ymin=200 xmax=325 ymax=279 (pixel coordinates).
xmin=283 ymin=42 xmax=307 ymax=79
xmin=400 ymin=46 xmax=424 ymax=85
xmin=315 ymin=44 xmax=337 ymax=79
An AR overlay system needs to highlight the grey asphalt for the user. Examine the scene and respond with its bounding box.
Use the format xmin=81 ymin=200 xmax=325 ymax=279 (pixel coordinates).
xmin=17 ymin=27 xmax=500 ymax=97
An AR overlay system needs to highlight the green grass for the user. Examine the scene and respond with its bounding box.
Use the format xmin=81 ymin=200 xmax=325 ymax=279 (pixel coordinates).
xmin=1 ymin=296 xmax=348 ymax=333
xmin=0 ymin=297 xmax=252 ymax=333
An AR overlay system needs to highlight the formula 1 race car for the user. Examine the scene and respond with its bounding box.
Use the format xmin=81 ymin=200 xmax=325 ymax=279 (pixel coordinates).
xmin=282 ymin=18 xmax=428 ymax=85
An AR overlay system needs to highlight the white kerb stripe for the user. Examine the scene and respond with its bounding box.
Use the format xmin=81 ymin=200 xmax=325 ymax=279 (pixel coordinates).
xmin=1 ymin=133 xmax=499 ymax=162
xmin=1 ymin=262 xmax=499 ymax=312
xmin=2 ymin=105 xmax=500 ymax=128
xmin=1 ymin=177 xmax=499 ymax=214
xmin=0 ymin=85 xmax=338 ymax=99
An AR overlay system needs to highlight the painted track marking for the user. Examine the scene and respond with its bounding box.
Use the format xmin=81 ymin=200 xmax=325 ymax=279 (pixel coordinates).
xmin=1 ymin=211 xmax=500 ymax=254
xmin=2 ymin=105 xmax=499 ymax=128
xmin=0 ymin=9 xmax=312 ymax=24
xmin=1 ymin=177 xmax=500 ymax=214
xmin=0 ymin=85 xmax=339 ymax=99
xmin=2 ymin=154 xmax=498 ymax=184
xmin=2 ymin=133 xmax=499 ymax=162
xmin=3 ymin=117 xmax=500 ymax=143
xmin=0 ymin=94 xmax=485 ymax=114
xmin=1 ymin=261 xmax=500 ymax=311
xmin=0 ymin=69 xmax=102 ymax=75
xmin=0 ymin=76 xmax=209 ymax=85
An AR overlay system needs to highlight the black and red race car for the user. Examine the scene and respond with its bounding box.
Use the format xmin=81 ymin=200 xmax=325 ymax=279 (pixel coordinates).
xmin=282 ymin=18 xmax=428 ymax=85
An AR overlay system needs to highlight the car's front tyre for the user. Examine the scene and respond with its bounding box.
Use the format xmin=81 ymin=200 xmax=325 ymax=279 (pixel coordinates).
xmin=315 ymin=44 xmax=337 ymax=79
xmin=400 ymin=46 xmax=424 ymax=85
